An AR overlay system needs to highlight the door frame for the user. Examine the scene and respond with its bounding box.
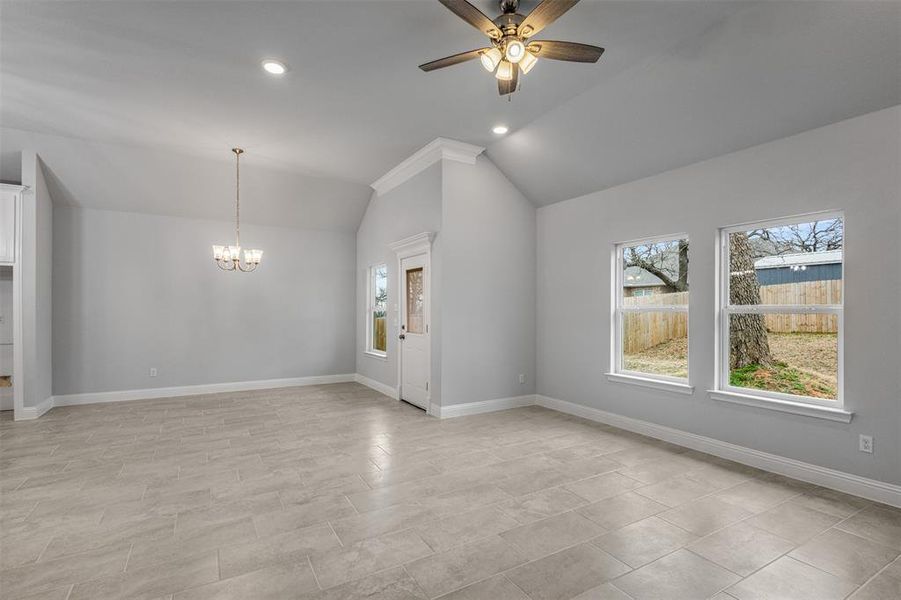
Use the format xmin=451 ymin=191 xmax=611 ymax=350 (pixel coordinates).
xmin=389 ymin=232 xmax=434 ymax=414
xmin=0 ymin=184 xmax=26 ymax=420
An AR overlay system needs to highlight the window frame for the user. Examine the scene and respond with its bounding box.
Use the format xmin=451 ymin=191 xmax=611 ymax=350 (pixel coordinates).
xmin=365 ymin=263 xmax=388 ymax=358
xmin=611 ymin=233 xmax=691 ymax=387
xmin=715 ymin=211 xmax=844 ymax=410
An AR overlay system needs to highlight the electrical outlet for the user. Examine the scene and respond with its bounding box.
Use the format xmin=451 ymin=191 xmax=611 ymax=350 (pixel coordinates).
xmin=518 ymin=374 xmax=525 ymax=384
xmin=149 ymin=368 xmax=158 ymax=377
xmin=859 ymin=435 xmax=874 ymax=454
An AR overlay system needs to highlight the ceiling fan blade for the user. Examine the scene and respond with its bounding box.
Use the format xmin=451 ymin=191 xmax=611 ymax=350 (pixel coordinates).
xmin=419 ymin=48 xmax=490 ymax=72
xmin=527 ymin=40 xmax=604 ymax=63
xmin=438 ymin=0 xmax=502 ymax=39
xmin=518 ymin=0 xmax=580 ymax=38
xmin=498 ymin=63 xmax=519 ymax=96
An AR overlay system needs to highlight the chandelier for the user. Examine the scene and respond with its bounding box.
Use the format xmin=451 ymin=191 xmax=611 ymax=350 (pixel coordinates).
xmin=212 ymin=148 xmax=263 ymax=272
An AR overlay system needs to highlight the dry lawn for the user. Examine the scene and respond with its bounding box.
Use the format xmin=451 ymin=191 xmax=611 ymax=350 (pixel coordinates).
xmin=625 ymin=332 xmax=838 ymax=398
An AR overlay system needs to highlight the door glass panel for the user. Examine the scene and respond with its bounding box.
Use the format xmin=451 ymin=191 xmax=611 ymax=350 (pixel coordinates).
xmin=406 ymin=267 xmax=424 ymax=334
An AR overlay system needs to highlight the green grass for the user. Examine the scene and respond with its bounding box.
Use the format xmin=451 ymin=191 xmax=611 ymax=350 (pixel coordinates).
xmin=730 ymin=361 xmax=835 ymax=399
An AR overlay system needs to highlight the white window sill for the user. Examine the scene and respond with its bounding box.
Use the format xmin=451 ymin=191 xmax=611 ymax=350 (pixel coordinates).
xmin=363 ymin=351 xmax=388 ymax=361
xmin=708 ymin=389 xmax=853 ymax=423
xmin=606 ymin=373 xmax=694 ymax=395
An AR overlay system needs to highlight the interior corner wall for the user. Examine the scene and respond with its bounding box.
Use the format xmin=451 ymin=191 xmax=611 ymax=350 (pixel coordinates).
xmin=440 ymin=155 xmax=536 ymax=406
xmin=20 ymin=152 xmax=53 ymax=408
xmin=52 ymin=206 xmax=356 ymax=396
xmin=537 ymin=106 xmax=901 ymax=485
xmin=355 ymin=162 xmax=443 ymax=398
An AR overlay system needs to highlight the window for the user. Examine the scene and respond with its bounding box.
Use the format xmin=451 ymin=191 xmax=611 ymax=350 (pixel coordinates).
xmin=613 ymin=236 xmax=689 ymax=384
xmin=366 ymin=264 xmax=388 ymax=356
xmin=718 ymin=213 xmax=843 ymax=408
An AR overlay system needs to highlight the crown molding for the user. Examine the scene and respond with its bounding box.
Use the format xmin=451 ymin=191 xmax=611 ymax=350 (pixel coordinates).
xmin=371 ymin=137 xmax=484 ymax=197
xmin=388 ymin=232 xmax=434 ymax=256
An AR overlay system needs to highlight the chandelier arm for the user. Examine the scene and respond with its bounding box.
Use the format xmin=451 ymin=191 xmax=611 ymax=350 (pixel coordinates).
xmin=216 ymin=258 xmax=236 ymax=271
xmin=236 ymin=260 xmax=257 ymax=273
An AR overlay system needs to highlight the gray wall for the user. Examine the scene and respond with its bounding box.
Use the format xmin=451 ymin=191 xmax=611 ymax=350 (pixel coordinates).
xmin=441 ymin=156 xmax=536 ymax=405
xmin=355 ymin=163 xmax=443 ymax=398
xmin=53 ymin=206 xmax=356 ymax=395
xmin=537 ymin=106 xmax=901 ymax=485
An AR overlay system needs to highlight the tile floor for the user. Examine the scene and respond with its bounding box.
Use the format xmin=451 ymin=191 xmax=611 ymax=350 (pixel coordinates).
xmin=1 ymin=383 xmax=899 ymax=599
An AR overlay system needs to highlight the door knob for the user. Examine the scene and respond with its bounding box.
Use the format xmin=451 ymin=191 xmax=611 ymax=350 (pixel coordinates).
xmin=399 ymin=333 xmax=406 ymax=340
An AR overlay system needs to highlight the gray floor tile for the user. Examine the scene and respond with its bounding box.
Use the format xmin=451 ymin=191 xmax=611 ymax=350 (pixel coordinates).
xmin=506 ymin=543 xmax=631 ymax=600
xmin=613 ymin=549 xmax=740 ymax=600
xmin=727 ymin=556 xmax=858 ymax=600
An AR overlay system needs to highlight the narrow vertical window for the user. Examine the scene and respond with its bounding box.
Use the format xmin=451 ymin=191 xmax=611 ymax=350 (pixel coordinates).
xmin=613 ymin=236 xmax=690 ymax=384
xmin=718 ymin=214 xmax=843 ymax=407
xmin=367 ymin=264 xmax=388 ymax=356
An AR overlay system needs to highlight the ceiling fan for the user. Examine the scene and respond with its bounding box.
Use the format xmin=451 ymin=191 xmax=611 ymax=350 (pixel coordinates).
xmin=419 ymin=0 xmax=604 ymax=95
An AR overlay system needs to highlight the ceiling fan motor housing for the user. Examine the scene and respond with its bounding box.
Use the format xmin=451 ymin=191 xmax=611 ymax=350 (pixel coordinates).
xmin=499 ymin=0 xmax=519 ymax=14
xmin=494 ymin=12 xmax=525 ymax=38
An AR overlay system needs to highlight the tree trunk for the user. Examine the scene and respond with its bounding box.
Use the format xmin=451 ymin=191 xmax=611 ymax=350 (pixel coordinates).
xmin=729 ymin=233 xmax=772 ymax=368
xmin=677 ymin=239 xmax=689 ymax=291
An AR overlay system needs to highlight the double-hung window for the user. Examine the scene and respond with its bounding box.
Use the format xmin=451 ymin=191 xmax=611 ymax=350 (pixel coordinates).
xmin=366 ymin=264 xmax=388 ymax=357
xmin=611 ymin=236 xmax=690 ymax=388
xmin=716 ymin=213 xmax=844 ymax=414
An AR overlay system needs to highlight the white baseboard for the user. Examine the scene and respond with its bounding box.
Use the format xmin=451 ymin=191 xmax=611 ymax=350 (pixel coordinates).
xmin=535 ymin=394 xmax=901 ymax=508
xmin=434 ymin=394 xmax=537 ymax=419
xmin=354 ymin=374 xmax=398 ymax=400
xmin=17 ymin=395 xmax=54 ymax=420
xmin=52 ymin=374 xmax=356 ymax=408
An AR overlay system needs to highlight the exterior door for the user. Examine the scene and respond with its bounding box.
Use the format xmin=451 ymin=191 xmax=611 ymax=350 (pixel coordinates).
xmin=399 ymin=254 xmax=429 ymax=410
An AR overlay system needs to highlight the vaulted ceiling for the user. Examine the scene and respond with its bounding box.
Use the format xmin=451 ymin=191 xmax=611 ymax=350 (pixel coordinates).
xmin=1 ymin=1 xmax=898 ymax=226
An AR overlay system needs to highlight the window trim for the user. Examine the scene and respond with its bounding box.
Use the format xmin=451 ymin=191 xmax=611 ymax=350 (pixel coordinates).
xmin=714 ymin=210 xmax=845 ymax=411
xmin=611 ymin=233 xmax=690 ymax=386
xmin=365 ymin=263 xmax=388 ymax=358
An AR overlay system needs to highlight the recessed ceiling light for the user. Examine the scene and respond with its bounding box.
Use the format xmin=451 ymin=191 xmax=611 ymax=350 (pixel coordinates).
xmin=492 ymin=125 xmax=509 ymax=135
xmin=261 ymin=60 xmax=287 ymax=75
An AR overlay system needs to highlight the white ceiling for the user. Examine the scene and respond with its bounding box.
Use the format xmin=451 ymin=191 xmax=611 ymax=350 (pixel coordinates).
xmin=1 ymin=0 xmax=898 ymax=219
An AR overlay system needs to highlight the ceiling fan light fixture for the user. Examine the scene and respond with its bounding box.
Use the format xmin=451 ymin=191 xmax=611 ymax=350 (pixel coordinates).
xmin=518 ymin=50 xmax=538 ymax=74
xmin=505 ymin=39 xmax=526 ymax=63
xmin=480 ymin=47 xmax=502 ymax=72
xmin=495 ymin=60 xmax=514 ymax=81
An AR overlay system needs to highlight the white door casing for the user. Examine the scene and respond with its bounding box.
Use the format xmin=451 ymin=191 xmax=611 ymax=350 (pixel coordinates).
xmin=389 ymin=232 xmax=434 ymax=413
xmin=0 ymin=184 xmax=26 ymax=419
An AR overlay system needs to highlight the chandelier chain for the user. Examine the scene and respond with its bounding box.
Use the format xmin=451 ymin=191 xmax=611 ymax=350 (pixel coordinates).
xmin=234 ymin=147 xmax=241 ymax=248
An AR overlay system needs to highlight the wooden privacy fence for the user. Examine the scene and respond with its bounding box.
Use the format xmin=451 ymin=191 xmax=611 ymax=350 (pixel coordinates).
xmin=760 ymin=280 xmax=841 ymax=333
xmin=623 ymin=311 xmax=688 ymax=354
xmin=622 ymin=281 xmax=841 ymax=354
xmin=373 ymin=317 xmax=387 ymax=352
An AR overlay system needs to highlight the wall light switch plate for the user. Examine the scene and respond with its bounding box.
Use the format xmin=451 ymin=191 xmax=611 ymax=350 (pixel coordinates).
xmin=859 ymin=435 xmax=873 ymax=454
xmin=518 ymin=374 xmax=525 ymax=384
xmin=149 ymin=368 xmax=158 ymax=377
